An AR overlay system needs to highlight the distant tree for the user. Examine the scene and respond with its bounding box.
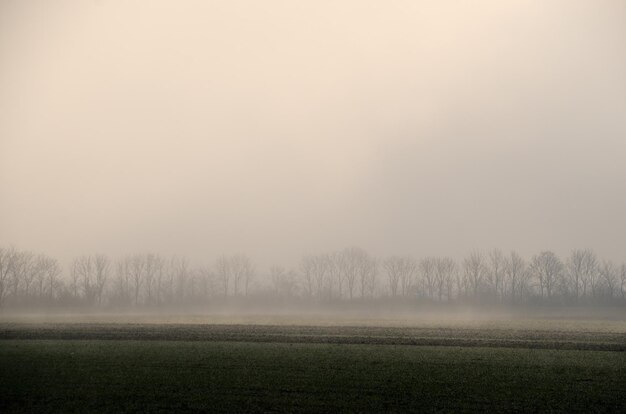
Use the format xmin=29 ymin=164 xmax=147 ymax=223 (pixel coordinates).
xmin=383 ymin=256 xmax=417 ymax=297
xmin=92 ymin=255 xmax=110 ymax=305
xmin=231 ymin=254 xmax=254 ymax=296
xmin=383 ymin=257 xmax=401 ymax=297
xmin=463 ymin=251 xmax=487 ymax=298
xmin=327 ymin=252 xmax=343 ymax=299
xmin=173 ymin=256 xmax=190 ymax=302
xmin=118 ymin=257 xmax=136 ymax=305
xmin=599 ymin=261 xmax=618 ymax=299
xmin=129 ymin=255 xmax=146 ymax=305
xmin=300 ymin=256 xmax=315 ymax=298
xmin=530 ymin=251 xmax=563 ymax=299
xmin=341 ymin=247 xmax=373 ymax=300
xmin=32 ymin=254 xmax=62 ymax=302
xmin=72 ymin=256 xmax=96 ymax=304
xmin=620 ymin=264 xmax=626 ymax=301
xmin=213 ymin=254 xmax=253 ymax=297
xmin=487 ymin=249 xmax=505 ymax=301
xmin=215 ymin=255 xmax=231 ymax=297
xmin=566 ymin=249 xmax=598 ymax=300
xmin=312 ymin=255 xmax=330 ymax=299
xmin=356 ymin=250 xmax=377 ymax=299
xmin=503 ymin=251 xmax=526 ymax=303
xmin=434 ymin=257 xmax=456 ymax=301
xmin=419 ymin=257 xmax=436 ymax=299
xmin=0 ymin=247 xmax=15 ymax=307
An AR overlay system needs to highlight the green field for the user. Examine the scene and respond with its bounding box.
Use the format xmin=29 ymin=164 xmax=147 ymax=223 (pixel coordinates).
xmin=1 ymin=318 xmax=625 ymax=412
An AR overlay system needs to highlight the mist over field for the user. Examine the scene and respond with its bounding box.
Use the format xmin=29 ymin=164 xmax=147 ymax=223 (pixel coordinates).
xmin=1 ymin=0 xmax=626 ymax=269
xmin=1 ymin=2 xmax=626 ymax=412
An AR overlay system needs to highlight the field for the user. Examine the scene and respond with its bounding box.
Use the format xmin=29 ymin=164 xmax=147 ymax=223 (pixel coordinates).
xmin=1 ymin=313 xmax=625 ymax=412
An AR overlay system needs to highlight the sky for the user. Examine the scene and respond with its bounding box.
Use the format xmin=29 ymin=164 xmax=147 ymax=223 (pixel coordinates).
xmin=1 ymin=0 xmax=625 ymax=268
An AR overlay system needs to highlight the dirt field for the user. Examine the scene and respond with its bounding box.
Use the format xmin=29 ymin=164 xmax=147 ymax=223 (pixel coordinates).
xmin=1 ymin=314 xmax=625 ymax=412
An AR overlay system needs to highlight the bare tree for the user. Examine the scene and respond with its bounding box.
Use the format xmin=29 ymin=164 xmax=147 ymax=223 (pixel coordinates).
xmin=231 ymin=254 xmax=254 ymax=296
xmin=383 ymin=256 xmax=416 ymax=297
xmin=599 ymin=260 xmax=618 ymax=299
xmin=566 ymin=249 xmax=598 ymax=300
xmin=327 ymin=252 xmax=343 ymax=299
xmin=0 ymin=247 xmax=15 ymax=307
xmin=419 ymin=257 xmax=436 ymax=299
xmin=173 ymin=256 xmax=189 ymax=302
xmin=92 ymin=255 xmax=110 ymax=305
xmin=463 ymin=251 xmax=487 ymax=298
xmin=530 ymin=251 xmax=563 ymax=299
xmin=143 ymin=254 xmax=165 ymax=305
xmin=32 ymin=254 xmax=62 ymax=302
xmin=72 ymin=256 xmax=96 ymax=304
xmin=487 ymin=249 xmax=505 ymax=301
xmin=214 ymin=254 xmax=254 ymax=297
xmin=161 ymin=257 xmax=177 ymax=304
xmin=312 ymin=255 xmax=330 ymax=299
xmin=129 ymin=255 xmax=145 ymax=306
xmin=341 ymin=247 xmax=370 ymax=300
xmin=435 ymin=257 xmax=456 ymax=301
xmin=620 ymin=264 xmax=626 ymax=301
xmin=356 ymin=251 xmax=376 ymax=299
xmin=41 ymin=256 xmax=62 ymax=301
xmin=215 ymin=255 xmax=231 ymax=297
xmin=503 ymin=251 xmax=526 ymax=303
xmin=300 ymin=255 xmax=315 ymax=298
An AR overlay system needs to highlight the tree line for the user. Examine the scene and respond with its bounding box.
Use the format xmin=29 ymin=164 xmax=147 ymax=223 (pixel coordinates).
xmin=1 ymin=246 xmax=625 ymax=309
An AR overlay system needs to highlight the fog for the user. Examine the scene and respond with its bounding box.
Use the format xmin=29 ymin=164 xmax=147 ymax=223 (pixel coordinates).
xmin=1 ymin=0 xmax=626 ymax=269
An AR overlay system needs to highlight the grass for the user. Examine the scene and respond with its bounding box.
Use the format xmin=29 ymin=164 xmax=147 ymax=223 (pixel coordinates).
xmin=1 ymin=320 xmax=625 ymax=412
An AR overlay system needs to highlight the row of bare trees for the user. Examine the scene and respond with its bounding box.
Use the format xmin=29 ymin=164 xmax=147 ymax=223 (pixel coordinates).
xmin=0 ymin=248 xmax=256 ymax=308
xmin=297 ymin=248 xmax=626 ymax=304
xmin=1 ymin=246 xmax=625 ymax=309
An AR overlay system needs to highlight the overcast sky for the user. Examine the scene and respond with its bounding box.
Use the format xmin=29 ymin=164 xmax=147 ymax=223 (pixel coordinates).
xmin=1 ymin=0 xmax=625 ymax=268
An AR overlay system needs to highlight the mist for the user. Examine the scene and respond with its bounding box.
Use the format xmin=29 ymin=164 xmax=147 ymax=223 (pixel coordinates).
xmin=3 ymin=4 xmax=626 ymax=412
xmin=2 ymin=0 xmax=625 ymax=269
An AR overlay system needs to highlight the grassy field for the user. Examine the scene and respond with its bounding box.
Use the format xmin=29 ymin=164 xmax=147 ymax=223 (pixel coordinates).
xmin=1 ymin=317 xmax=625 ymax=412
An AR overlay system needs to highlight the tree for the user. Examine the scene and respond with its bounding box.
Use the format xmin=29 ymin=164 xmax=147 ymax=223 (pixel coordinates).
xmin=419 ymin=257 xmax=436 ymax=299
xmin=356 ymin=251 xmax=376 ymax=299
xmin=383 ymin=256 xmax=416 ymax=297
xmin=300 ymin=255 xmax=315 ymax=298
xmin=173 ymin=256 xmax=189 ymax=302
xmin=231 ymin=254 xmax=254 ymax=296
xmin=93 ymin=255 xmax=110 ymax=305
xmin=434 ymin=257 xmax=456 ymax=301
xmin=599 ymin=260 xmax=618 ymax=299
xmin=144 ymin=254 xmax=166 ymax=305
xmin=42 ymin=256 xmax=62 ymax=301
xmin=530 ymin=251 xmax=563 ymax=300
xmin=129 ymin=255 xmax=145 ymax=306
xmin=487 ymin=249 xmax=505 ymax=301
xmin=341 ymin=247 xmax=371 ymax=300
xmin=115 ymin=257 xmax=132 ymax=305
xmin=566 ymin=249 xmax=598 ymax=300
xmin=312 ymin=255 xmax=329 ymax=299
xmin=619 ymin=264 xmax=626 ymax=300
xmin=72 ymin=256 xmax=96 ymax=304
xmin=463 ymin=251 xmax=487 ymax=298
xmin=327 ymin=252 xmax=343 ymax=299
xmin=0 ymin=247 xmax=15 ymax=307
xmin=503 ymin=251 xmax=526 ymax=303
xmin=32 ymin=254 xmax=62 ymax=302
